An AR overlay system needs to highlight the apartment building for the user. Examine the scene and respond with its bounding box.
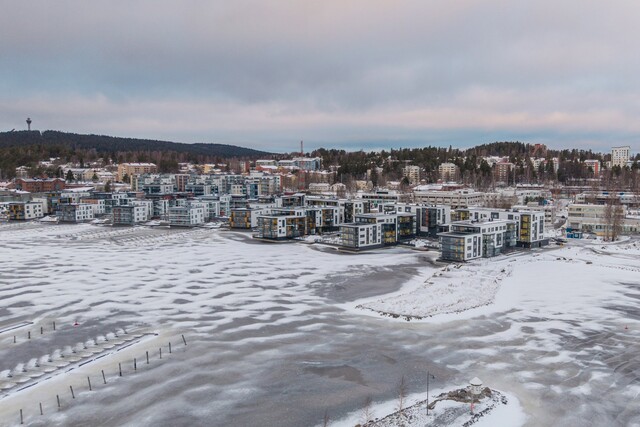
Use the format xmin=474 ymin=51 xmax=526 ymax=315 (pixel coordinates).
xmin=339 ymin=212 xmax=416 ymax=250
xmin=439 ymin=219 xmax=518 ymax=262
xmin=58 ymin=204 xmax=95 ymax=223
xmin=117 ymin=163 xmax=157 ymax=181
xmin=79 ymin=198 xmax=106 ymax=216
xmin=112 ymin=205 xmax=150 ymax=225
xmin=438 ymin=163 xmax=459 ymax=181
xmin=611 ymin=146 xmax=630 ymax=168
xmin=403 ymin=165 xmax=421 ymax=184
xmin=453 ymin=207 xmax=546 ymax=247
xmin=14 ymin=178 xmax=65 ymax=193
xmin=255 ymin=212 xmax=306 ymax=240
xmin=8 ymin=201 xmax=45 ymax=220
xmin=168 ymin=203 xmax=205 ymax=227
xmin=414 ymin=189 xmax=484 ymax=209
xmin=494 ymin=162 xmax=514 ymax=184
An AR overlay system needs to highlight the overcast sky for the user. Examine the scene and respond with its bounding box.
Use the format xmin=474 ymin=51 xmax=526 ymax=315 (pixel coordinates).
xmin=1 ymin=1 xmax=638 ymax=153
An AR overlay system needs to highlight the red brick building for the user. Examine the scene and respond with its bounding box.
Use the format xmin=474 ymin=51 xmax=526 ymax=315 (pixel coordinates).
xmin=15 ymin=178 xmax=66 ymax=192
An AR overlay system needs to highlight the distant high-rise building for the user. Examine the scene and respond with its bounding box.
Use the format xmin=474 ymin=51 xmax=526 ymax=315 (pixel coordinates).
xmin=611 ymin=146 xmax=630 ymax=168
xmin=403 ymin=165 xmax=421 ymax=184
xmin=438 ymin=163 xmax=458 ymax=182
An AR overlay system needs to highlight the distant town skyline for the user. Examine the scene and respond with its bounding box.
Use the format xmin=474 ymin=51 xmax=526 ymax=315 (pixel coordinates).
xmin=2 ymin=2 xmax=639 ymax=153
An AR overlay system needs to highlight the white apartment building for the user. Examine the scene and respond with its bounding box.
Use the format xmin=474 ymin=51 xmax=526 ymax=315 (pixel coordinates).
xmin=168 ymin=204 xmax=205 ymax=227
xmin=439 ymin=219 xmax=518 ymax=261
xmin=414 ymin=189 xmax=485 ymax=209
xmin=611 ymin=146 xmax=630 ymax=168
xmin=453 ymin=207 xmax=546 ymax=247
xmin=59 ymin=204 xmax=95 ymax=223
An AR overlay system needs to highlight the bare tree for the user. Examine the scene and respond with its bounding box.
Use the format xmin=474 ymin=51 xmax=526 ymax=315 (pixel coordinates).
xmin=361 ymin=395 xmax=374 ymax=425
xmin=397 ymin=375 xmax=407 ymax=414
xmin=612 ymin=203 xmax=624 ymax=241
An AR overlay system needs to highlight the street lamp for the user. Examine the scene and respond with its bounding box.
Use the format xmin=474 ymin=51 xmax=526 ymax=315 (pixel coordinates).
xmin=426 ymin=370 xmax=436 ymax=416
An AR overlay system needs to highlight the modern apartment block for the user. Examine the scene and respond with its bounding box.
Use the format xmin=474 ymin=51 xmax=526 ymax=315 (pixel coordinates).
xmin=58 ymin=204 xmax=95 ymax=223
xmin=168 ymin=203 xmax=205 ymax=227
xmin=8 ymin=201 xmax=45 ymax=220
xmin=438 ymin=219 xmax=518 ymax=262
xmin=255 ymin=209 xmax=306 ymax=240
xmin=452 ymin=207 xmax=546 ymax=247
xmin=112 ymin=205 xmax=150 ymax=225
xmin=339 ymin=212 xmax=416 ymax=250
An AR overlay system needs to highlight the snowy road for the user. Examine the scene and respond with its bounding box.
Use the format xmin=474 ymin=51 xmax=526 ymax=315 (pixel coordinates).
xmin=0 ymin=223 xmax=639 ymax=426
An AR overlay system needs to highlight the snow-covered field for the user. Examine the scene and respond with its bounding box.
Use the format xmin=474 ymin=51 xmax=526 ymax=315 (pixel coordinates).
xmin=0 ymin=222 xmax=639 ymax=427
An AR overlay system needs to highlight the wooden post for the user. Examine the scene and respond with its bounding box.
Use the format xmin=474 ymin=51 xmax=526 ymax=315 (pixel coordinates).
xmin=57 ymin=395 xmax=61 ymax=408
xmin=169 ymin=342 xmax=172 ymax=354
xmin=39 ymin=402 xmax=43 ymax=415
xmin=102 ymin=370 xmax=106 ymax=384
xmin=41 ymin=326 xmax=44 ymax=335
xmin=28 ymin=331 xmax=31 ymax=339
xmin=134 ymin=358 xmax=137 ymax=371
xmin=87 ymin=376 xmax=92 ymax=391
xmin=119 ymin=363 xmax=122 ymax=377
xmin=20 ymin=409 xmax=23 ymax=424
xmin=70 ymin=385 xmax=75 ymax=399
xmin=53 ymin=321 xmax=56 ymax=331
xmin=146 ymin=351 xmax=149 ymax=364
xmin=13 ymin=335 xmax=16 ymax=343
xmin=182 ymin=334 xmax=187 ymax=346
xmin=159 ymin=348 xmax=162 ymax=359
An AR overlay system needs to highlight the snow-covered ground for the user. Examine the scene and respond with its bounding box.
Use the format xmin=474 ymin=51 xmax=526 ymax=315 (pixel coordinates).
xmin=0 ymin=222 xmax=639 ymax=426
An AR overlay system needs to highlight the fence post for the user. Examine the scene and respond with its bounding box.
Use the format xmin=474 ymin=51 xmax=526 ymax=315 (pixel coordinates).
xmin=169 ymin=342 xmax=172 ymax=354
xmin=146 ymin=351 xmax=149 ymax=364
xmin=39 ymin=402 xmax=43 ymax=415
xmin=119 ymin=363 xmax=122 ymax=377
xmin=102 ymin=370 xmax=106 ymax=384
xmin=53 ymin=321 xmax=56 ymax=331
xmin=182 ymin=335 xmax=187 ymax=346
xmin=87 ymin=376 xmax=92 ymax=391
xmin=57 ymin=395 xmax=61 ymax=409
xmin=20 ymin=409 xmax=23 ymax=424
xmin=159 ymin=348 xmax=162 ymax=359
xmin=70 ymin=385 xmax=75 ymax=399
xmin=134 ymin=358 xmax=137 ymax=371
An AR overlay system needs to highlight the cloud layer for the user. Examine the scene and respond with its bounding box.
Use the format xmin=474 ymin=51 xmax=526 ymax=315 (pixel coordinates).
xmin=1 ymin=1 xmax=638 ymax=152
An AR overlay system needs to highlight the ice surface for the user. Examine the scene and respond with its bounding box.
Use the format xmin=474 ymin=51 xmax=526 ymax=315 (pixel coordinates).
xmin=0 ymin=223 xmax=638 ymax=427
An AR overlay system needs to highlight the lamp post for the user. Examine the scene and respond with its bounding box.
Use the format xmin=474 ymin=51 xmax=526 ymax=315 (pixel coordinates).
xmin=426 ymin=370 xmax=435 ymax=416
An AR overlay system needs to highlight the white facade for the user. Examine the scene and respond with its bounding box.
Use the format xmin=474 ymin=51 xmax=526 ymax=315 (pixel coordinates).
xmin=414 ymin=190 xmax=484 ymax=208
xmin=168 ymin=204 xmax=205 ymax=227
xmin=611 ymin=146 xmax=630 ymax=168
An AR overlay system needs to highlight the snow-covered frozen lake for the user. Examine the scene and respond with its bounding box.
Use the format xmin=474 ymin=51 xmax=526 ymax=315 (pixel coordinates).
xmin=0 ymin=222 xmax=639 ymax=427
